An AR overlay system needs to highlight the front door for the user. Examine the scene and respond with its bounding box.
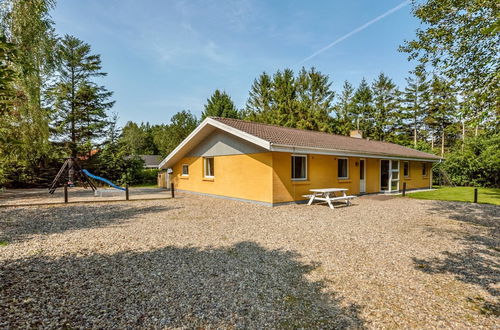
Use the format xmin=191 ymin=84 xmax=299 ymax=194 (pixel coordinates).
xmin=359 ymin=159 xmax=366 ymax=193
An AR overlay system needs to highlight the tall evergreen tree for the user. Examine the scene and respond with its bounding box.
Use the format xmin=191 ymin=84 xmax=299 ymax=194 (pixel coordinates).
xmin=333 ymin=81 xmax=355 ymax=135
xmin=271 ymin=68 xmax=297 ymax=127
xmin=401 ymin=66 xmax=428 ymax=147
xmin=295 ymin=67 xmax=334 ymax=132
xmin=352 ymin=78 xmax=375 ymax=137
xmin=48 ymin=34 xmax=113 ymax=158
xmin=244 ymin=72 xmax=273 ymax=122
xmin=424 ymin=75 xmax=458 ymax=156
xmin=201 ymin=89 xmax=239 ymax=120
xmin=371 ymin=73 xmax=400 ymax=142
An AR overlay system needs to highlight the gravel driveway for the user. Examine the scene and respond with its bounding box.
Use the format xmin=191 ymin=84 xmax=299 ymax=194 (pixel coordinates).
xmin=1 ymin=193 xmax=498 ymax=328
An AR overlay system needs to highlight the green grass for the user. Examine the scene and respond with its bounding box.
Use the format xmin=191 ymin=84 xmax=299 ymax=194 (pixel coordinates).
xmin=407 ymin=186 xmax=500 ymax=205
xmin=0 ymin=241 xmax=9 ymax=247
xmin=130 ymin=183 xmax=158 ymax=188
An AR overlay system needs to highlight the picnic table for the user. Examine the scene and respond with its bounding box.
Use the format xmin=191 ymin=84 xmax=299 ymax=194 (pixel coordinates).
xmin=303 ymin=188 xmax=356 ymax=209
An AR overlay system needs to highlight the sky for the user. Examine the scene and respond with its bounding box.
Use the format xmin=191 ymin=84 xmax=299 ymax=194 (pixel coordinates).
xmin=51 ymin=0 xmax=421 ymax=126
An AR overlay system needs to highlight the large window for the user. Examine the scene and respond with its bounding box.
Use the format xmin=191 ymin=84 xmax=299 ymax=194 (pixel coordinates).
xmin=403 ymin=161 xmax=409 ymax=177
xmin=291 ymin=155 xmax=307 ymax=180
xmin=337 ymin=158 xmax=348 ymax=179
xmin=204 ymin=157 xmax=214 ymax=178
xmin=182 ymin=164 xmax=189 ymax=176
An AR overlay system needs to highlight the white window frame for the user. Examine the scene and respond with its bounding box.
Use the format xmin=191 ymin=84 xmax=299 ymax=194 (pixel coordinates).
xmin=337 ymin=157 xmax=349 ymax=179
xmin=204 ymin=157 xmax=214 ymax=178
xmin=181 ymin=164 xmax=189 ymax=176
xmin=291 ymin=154 xmax=307 ymax=181
xmin=403 ymin=161 xmax=410 ymax=178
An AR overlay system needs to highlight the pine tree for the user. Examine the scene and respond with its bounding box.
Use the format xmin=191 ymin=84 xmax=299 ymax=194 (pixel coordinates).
xmin=295 ymin=67 xmax=334 ymax=132
xmin=371 ymin=73 xmax=400 ymax=142
xmin=352 ymin=78 xmax=374 ymax=137
xmin=333 ymin=81 xmax=355 ymax=135
xmin=401 ymin=67 xmax=428 ymax=147
xmin=271 ymin=68 xmax=297 ymax=127
xmin=424 ymin=75 xmax=458 ymax=156
xmin=48 ymin=34 xmax=113 ymax=158
xmin=201 ymin=89 xmax=239 ymax=120
xmin=244 ymin=72 xmax=273 ymax=122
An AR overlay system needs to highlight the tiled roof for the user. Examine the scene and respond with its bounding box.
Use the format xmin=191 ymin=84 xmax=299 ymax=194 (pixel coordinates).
xmin=212 ymin=117 xmax=441 ymax=160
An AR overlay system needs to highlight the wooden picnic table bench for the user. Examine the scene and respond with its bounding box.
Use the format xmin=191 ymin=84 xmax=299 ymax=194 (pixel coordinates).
xmin=303 ymin=188 xmax=356 ymax=209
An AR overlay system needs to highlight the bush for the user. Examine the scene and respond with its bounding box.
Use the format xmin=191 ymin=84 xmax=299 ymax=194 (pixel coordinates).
xmin=435 ymin=133 xmax=500 ymax=188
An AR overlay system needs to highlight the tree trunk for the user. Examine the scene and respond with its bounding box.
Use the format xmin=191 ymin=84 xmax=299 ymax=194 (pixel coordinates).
xmin=461 ymin=121 xmax=465 ymax=151
xmin=431 ymin=134 xmax=434 ymax=150
xmin=441 ymin=130 xmax=445 ymax=157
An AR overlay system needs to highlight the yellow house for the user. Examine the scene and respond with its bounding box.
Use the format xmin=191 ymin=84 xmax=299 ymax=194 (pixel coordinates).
xmin=159 ymin=117 xmax=442 ymax=206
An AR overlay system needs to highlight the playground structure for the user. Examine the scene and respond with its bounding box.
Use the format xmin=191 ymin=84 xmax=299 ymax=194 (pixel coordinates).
xmin=49 ymin=158 xmax=125 ymax=194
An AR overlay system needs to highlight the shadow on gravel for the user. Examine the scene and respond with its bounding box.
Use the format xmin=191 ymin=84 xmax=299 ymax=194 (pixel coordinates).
xmin=0 ymin=204 xmax=175 ymax=243
xmin=413 ymin=201 xmax=499 ymax=316
xmin=0 ymin=241 xmax=364 ymax=328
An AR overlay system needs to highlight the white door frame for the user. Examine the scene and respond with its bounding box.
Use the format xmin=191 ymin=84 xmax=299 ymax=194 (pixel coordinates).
xmin=359 ymin=158 xmax=366 ymax=193
xmin=380 ymin=159 xmax=400 ymax=193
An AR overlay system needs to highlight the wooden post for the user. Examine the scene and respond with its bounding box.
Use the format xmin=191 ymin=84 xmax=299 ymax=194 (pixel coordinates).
xmin=474 ymin=188 xmax=478 ymax=203
xmin=171 ymin=183 xmax=175 ymax=198
xmin=402 ymin=182 xmax=407 ymax=197
xmin=64 ymin=183 xmax=68 ymax=203
xmin=125 ymin=184 xmax=129 ymax=201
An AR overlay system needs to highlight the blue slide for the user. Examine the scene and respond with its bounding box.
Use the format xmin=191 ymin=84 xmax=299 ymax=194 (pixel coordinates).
xmin=82 ymin=169 xmax=126 ymax=191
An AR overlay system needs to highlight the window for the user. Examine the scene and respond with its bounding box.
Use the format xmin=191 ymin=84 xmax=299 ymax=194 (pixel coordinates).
xmin=403 ymin=161 xmax=409 ymax=177
xmin=422 ymin=163 xmax=427 ymax=176
xmin=291 ymin=155 xmax=307 ymax=180
xmin=337 ymin=158 xmax=348 ymax=179
xmin=204 ymin=157 xmax=214 ymax=177
xmin=181 ymin=164 xmax=189 ymax=176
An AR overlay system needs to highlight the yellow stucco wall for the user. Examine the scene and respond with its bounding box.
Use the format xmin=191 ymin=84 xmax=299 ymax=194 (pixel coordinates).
xmin=401 ymin=160 xmax=432 ymax=189
xmin=172 ymin=152 xmax=273 ymax=203
xmin=272 ymin=153 xmax=363 ymax=203
xmin=171 ymin=151 xmax=432 ymax=204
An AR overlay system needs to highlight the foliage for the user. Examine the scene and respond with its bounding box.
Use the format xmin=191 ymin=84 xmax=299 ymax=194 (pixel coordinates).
xmin=400 ymin=0 xmax=499 ymax=134
xmin=201 ymin=89 xmax=239 ymax=120
xmin=435 ymin=133 xmax=500 ymax=188
xmin=244 ymin=67 xmax=334 ymax=132
xmin=152 ymin=110 xmax=198 ymax=156
xmin=48 ymin=34 xmax=113 ymax=158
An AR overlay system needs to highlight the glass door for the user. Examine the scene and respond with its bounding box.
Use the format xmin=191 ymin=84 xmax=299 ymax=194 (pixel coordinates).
xmin=380 ymin=160 xmax=400 ymax=192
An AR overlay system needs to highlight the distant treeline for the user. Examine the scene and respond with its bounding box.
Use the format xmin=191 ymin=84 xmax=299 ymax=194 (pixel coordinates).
xmin=0 ymin=0 xmax=498 ymax=188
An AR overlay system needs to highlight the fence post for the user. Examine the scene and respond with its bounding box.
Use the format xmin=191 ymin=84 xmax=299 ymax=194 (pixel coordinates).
xmin=474 ymin=188 xmax=478 ymax=203
xmin=171 ymin=183 xmax=175 ymax=198
xmin=64 ymin=183 xmax=68 ymax=203
xmin=125 ymin=184 xmax=129 ymax=201
xmin=402 ymin=182 xmax=407 ymax=197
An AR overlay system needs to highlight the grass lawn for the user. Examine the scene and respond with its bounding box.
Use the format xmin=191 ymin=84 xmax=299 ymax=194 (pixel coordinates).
xmin=407 ymin=186 xmax=500 ymax=205
xmin=130 ymin=183 xmax=158 ymax=188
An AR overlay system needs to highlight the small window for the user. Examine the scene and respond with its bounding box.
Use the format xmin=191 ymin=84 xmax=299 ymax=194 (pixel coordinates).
xmin=338 ymin=158 xmax=348 ymax=179
xmin=204 ymin=157 xmax=214 ymax=177
xmin=403 ymin=161 xmax=409 ymax=177
xmin=182 ymin=164 xmax=189 ymax=176
xmin=291 ymin=155 xmax=307 ymax=180
xmin=422 ymin=163 xmax=427 ymax=176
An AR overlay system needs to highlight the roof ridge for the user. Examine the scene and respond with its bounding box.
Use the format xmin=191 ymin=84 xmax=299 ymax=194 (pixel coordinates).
xmin=211 ymin=117 xmax=372 ymax=142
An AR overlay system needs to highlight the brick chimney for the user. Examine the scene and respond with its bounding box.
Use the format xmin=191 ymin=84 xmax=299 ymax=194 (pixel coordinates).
xmin=350 ymin=130 xmax=363 ymax=139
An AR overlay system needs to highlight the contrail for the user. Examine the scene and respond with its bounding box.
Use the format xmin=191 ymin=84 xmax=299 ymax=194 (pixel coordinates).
xmin=297 ymin=0 xmax=410 ymax=65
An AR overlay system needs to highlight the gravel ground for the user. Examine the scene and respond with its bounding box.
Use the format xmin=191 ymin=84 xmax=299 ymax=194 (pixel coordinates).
xmin=0 ymin=193 xmax=498 ymax=328
xmin=0 ymin=187 xmax=170 ymax=205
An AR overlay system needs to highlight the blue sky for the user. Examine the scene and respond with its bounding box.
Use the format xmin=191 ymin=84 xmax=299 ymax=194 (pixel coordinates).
xmin=52 ymin=0 xmax=420 ymax=126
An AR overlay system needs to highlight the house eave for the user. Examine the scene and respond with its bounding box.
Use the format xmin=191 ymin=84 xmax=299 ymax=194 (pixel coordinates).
xmin=270 ymin=143 xmax=442 ymax=162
